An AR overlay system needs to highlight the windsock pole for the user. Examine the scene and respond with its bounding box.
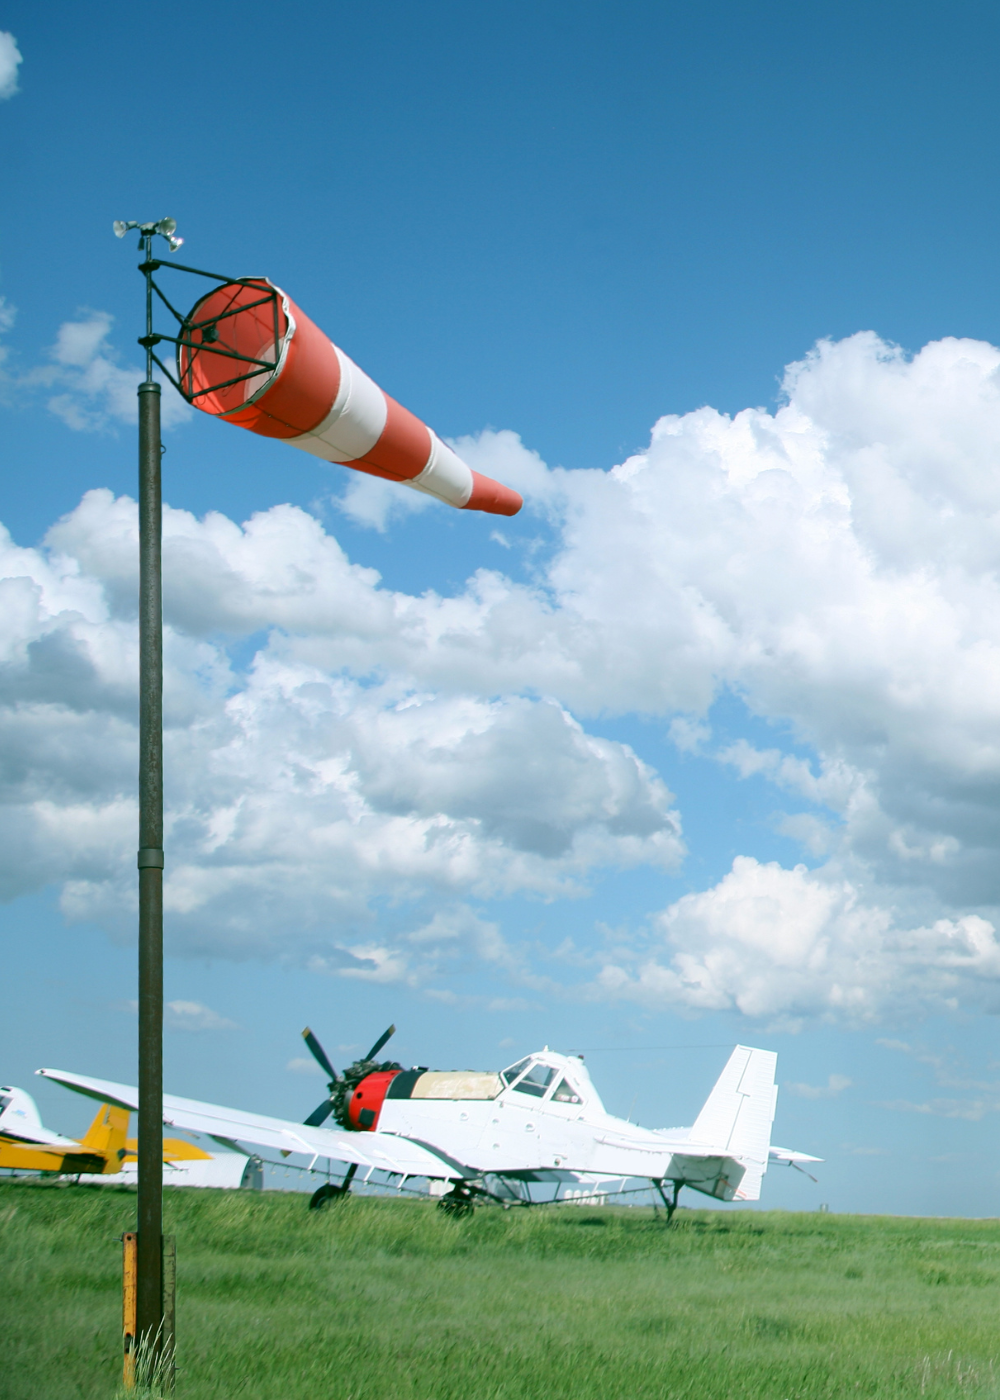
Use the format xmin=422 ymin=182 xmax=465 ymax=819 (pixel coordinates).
xmin=114 ymin=218 xmax=524 ymax=1383
xmin=136 ymin=227 xmax=165 ymax=1368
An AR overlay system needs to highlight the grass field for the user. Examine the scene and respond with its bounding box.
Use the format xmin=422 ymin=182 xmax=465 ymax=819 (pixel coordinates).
xmin=5 ymin=1180 xmax=1000 ymax=1399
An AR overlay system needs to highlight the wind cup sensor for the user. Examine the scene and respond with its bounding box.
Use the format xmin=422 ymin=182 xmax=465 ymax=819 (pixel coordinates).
xmin=113 ymin=218 xmax=184 ymax=253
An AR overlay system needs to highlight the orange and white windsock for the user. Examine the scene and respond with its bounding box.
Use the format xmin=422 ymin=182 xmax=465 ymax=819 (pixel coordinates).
xmin=177 ymin=280 xmax=522 ymax=516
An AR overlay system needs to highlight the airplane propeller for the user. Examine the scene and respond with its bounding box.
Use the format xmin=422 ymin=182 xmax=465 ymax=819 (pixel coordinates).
xmin=302 ymin=1028 xmax=339 ymax=1086
xmin=301 ymin=1024 xmax=398 ymax=1129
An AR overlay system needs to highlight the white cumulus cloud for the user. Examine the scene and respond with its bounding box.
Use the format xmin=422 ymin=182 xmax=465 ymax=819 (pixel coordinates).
xmin=43 ymin=312 xmax=191 ymax=431
xmin=6 ymin=326 xmax=1000 ymax=1021
xmin=286 ymin=1057 xmax=324 ymax=1076
xmin=594 ymin=856 xmax=1000 ymax=1022
xmin=786 ymin=1073 xmax=852 ymax=1099
xmin=0 ymin=32 xmax=21 ymax=100
xmin=0 ymin=490 xmax=681 ymax=961
xmin=3 ymin=311 xmax=190 ymax=431
xmin=165 ymin=1000 xmax=238 ymax=1031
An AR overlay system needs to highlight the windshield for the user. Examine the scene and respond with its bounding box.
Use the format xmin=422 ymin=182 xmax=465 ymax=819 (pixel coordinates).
xmin=551 ymin=1077 xmax=582 ymax=1104
xmin=512 ymin=1063 xmax=557 ymax=1097
xmin=500 ymin=1058 xmax=531 ymax=1087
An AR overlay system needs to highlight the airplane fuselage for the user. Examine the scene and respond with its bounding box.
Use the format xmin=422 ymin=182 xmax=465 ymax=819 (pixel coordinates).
xmin=346 ymin=1050 xmax=741 ymax=1195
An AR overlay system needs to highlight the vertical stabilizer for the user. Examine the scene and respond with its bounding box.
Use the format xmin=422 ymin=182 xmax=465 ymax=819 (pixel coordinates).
xmin=687 ymin=1046 xmax=777 ymax=1166
xmin=0 ymin=1086 xmax=47 ymax=1141
xmin=80 ymin=1102 xmax=129 ymax=1170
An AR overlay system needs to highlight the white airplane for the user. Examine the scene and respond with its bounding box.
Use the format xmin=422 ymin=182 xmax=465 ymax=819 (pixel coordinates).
xmin=38 ymin=1029 xmax=819 ymax=1217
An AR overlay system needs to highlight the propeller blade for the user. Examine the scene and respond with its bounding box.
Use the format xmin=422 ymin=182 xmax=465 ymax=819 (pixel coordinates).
xmin=364 ymin=1024 xmax=396 ymax=1061
xmin=303 ymin=1099 xmax=336 ymax=1128
xmin=302 ymin=1026 xmax=339 ymax=1083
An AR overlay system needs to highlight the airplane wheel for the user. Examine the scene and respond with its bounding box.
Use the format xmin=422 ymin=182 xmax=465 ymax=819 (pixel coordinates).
xmin=309 ymin=1182 xmax=351 ymax=1210
xmin=437 ymin=1188 xmax=475 ymax=1218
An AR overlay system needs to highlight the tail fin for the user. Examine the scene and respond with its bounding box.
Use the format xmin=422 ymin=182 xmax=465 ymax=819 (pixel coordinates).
xmin=80 ymin=1102 xmax=129 ymax=1172
xmin=688 ymin=1045 xmax=777 ymax=1166
xmin=0 ymin=1086 xmax=46 ymax=1141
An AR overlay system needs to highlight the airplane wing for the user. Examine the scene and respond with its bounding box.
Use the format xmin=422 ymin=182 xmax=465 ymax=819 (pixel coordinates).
xmin=36 ymin=1068 xmax=468 ymax=1181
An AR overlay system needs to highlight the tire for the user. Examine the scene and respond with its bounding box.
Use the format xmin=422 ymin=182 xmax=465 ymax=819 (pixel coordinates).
xmin=309 ymin=1182 xmax=351 ymax=1210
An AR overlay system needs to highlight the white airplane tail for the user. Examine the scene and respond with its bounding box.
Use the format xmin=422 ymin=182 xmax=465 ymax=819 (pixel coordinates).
xmin=0 ymin=1085 xmax=46 ymax=1141
xmin=687 ymin=1045 xmax=777 ymax=1170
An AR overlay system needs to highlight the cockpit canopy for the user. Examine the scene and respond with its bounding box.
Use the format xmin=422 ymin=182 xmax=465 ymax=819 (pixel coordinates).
xmin=499 ymin=1054 xmax=599 ymax=1110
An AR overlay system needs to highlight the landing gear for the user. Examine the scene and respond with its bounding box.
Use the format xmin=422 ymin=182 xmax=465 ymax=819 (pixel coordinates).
xmin=654 ymin=1180 xmax=681 ymax=1224
xmin=309 ymin=1181 xmax=351 ymax=1210
xmin=437 ymin=1184 xmax=476 ymax=1218
xmin=310 ymin=1162 xmax=359 ymax=1210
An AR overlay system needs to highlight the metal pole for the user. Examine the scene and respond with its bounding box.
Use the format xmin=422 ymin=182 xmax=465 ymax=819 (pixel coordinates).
xmin=136 ymin=229 xmax=164 ymax=1355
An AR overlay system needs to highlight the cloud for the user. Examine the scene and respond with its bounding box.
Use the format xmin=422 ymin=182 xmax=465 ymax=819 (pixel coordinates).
xmin=286 ymin=1057 xmax=324 ymax=1076
xmin=875 ymin=1038 xmax=946 ymax=1071
xmin=305 ymin=908 xmax=524 ymax=988
xmin=668 ymin=716 xmax=711 ymax=754
xmin=8 ymin=327 xmax=1000 ymax=1019
xmin=593 ymin=856 xmax=1000 ymax=1021
xmin=2 ymin=311 xmax=190 ymax=431
xmin=879 ymin=1098 xmax=1000 ymax=1122
xmin=786 ymin=1073 xmax=852 ymax=1099
xmin=0 ymin=32 xmax=21 ymax=100
xmin=43 ymin=312 xmax=191 ymax=432
xmin=0 ymin=490 xmax=681 ymax=962
xmin=165 ymin=1000 xmax=238 ymax=1031
xmin=335 ymin=471 xmax=435 ymax=531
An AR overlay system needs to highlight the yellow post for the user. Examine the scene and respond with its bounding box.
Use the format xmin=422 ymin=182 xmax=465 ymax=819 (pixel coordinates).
xmin=122 ymin=1231 xmax=138 ymax=1390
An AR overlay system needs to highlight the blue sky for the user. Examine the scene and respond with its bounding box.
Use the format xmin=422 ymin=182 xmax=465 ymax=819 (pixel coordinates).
xmin=5 ymin=1 xmax=1000 ymax=1216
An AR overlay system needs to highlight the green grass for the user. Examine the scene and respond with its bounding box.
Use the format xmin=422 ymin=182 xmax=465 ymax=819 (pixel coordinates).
xmin=4 ymin=1180 xmax=1000 ymax=1399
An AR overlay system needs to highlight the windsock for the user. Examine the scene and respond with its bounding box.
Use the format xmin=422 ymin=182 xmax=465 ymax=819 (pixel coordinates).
xmin=177 ymin=280 xmax=522 ymax=516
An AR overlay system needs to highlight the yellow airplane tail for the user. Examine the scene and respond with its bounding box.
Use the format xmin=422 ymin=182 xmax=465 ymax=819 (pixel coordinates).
xmin=80 ymin=1103 xmax=129 ymax=1174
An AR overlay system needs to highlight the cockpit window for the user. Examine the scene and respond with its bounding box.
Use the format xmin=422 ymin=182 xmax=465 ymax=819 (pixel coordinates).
xmin=551 ymin=1077 xmax=582 ymax=1104
xmin=500 ymin=1058 xmax=531 ymax=1087
xmin=512 ymin=1063 xmax=556 ymax=1097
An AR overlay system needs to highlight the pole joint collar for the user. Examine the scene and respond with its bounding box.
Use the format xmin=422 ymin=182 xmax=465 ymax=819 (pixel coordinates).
xmin=137 ymin=848 xmax=164 ymax=869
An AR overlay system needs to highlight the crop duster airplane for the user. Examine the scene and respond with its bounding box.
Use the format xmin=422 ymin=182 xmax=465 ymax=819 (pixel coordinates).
xmin=0 ymin=1084 xmax=215 ymax=1178
xmin=39 ymin=1031 xmax=819 ymax=1217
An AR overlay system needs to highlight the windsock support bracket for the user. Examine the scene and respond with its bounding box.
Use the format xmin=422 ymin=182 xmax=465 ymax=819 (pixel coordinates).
xmin=133 ymin=254 xmax=282 ymax=407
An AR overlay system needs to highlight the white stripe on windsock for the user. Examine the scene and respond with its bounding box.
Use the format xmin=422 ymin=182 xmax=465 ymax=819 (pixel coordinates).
xmin=289 ymin=348 xmax=388 ymax=464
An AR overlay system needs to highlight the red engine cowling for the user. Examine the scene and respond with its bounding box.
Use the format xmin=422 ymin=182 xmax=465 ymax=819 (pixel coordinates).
xmin=347 ymin=1070 xmax=400 ymax=1131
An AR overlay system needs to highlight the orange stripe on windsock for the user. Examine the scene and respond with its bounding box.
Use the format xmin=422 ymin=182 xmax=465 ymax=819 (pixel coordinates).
xmin=465 ymin=471 xmax=523 ymax=516
xmin=360 ymin=396 xmax=433 ymax=480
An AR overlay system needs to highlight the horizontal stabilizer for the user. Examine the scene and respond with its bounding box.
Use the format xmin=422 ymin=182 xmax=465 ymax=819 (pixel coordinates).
xmin=769 ymin=1144 xmax=823 ymax=1165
